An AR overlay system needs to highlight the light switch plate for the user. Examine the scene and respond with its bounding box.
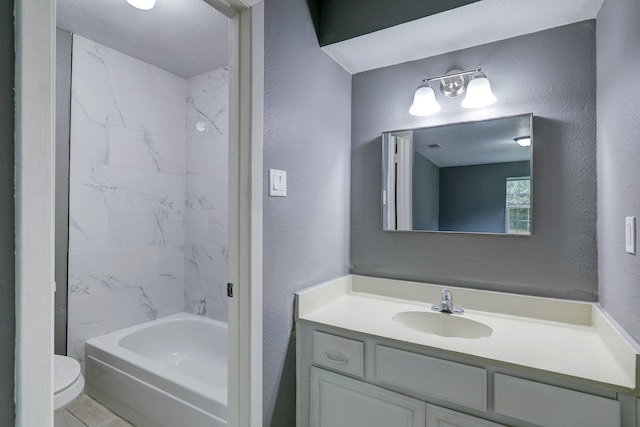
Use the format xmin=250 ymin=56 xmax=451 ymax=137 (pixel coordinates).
xmin=626 ymin=216 xmax=636 ymax=254
xmin=269 ymin=169 xmax=287 ymax=197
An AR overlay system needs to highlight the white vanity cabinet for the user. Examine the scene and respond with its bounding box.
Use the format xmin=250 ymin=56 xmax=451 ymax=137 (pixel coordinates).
xmin=297 ymin=323 xmax=628 ymax=427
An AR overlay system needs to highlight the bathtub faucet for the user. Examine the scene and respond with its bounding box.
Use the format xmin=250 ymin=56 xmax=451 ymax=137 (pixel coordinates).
xmin=431 ymin=289 xmax=464 ymax=314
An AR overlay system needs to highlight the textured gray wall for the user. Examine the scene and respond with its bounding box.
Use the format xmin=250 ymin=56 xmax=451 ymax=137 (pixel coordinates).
xmin=0 ymin=0 xmax=14 ymax=420
xmin=351 ymin=22 xmax=598 ymax=300
xmin=413 ymin=153 xmax=439 ymax=231
xmin=439 ymin=161 xmax=530 ymax=233
xmin=263 ymin=0 xmax=351 ymax=425
xmin=55 ymin=28 xmax=72 ymax=355
xmin=318 ymin=0 xmax=480 ymax=46
xmin=597 ymin=0 xmax=640 ymax=342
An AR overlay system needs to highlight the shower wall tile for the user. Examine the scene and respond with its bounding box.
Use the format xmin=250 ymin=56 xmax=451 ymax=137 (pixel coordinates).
xmin=71 ymin=36 xmax=186 ymax=136
xmin=67 ymin=35 xmax=187 ymax=363
xmin=68 ymin=248 xmax=155 ymax=297
xmin=108 ymin=125 xmax=185 ymax=174
xmin=68 ymin=279 xmax=183 ymax=346
xmin=185 ymin=210 xmax=207 ymax=245
xmin=186 ymin=137 xmax=225 ymax=175
xmin=68 ymin=208 xmax=109 ymax=252
xmin=184 ymin=243 xmax=228 ymax=284
xmin=69 ymin=116 xmax=109 ymax=165
xmin=185 ymin=174 xmax=226 ymax=210
xmin=69 ymin=163 xmax=186 ymax=210
xmin=184 ymin=280 xmax=228 ymax=320
xmin=207 ymin=209 xmax=228 ymax=247
xmin=184 ymin=68 xmax=229 ymax=322
xmin=67 ymin=36 xmax=230 ymax=363
xmin=108 ymin=208 xmax=184 ymax=248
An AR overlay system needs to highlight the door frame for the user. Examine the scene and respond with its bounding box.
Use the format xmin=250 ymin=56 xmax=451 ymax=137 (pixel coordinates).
xmin=14 ymin=0 xmax=264 ymax=425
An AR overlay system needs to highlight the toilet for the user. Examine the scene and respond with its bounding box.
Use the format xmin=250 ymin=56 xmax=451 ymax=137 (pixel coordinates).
xmin=54 ymin=355 xmax=85 ymax=427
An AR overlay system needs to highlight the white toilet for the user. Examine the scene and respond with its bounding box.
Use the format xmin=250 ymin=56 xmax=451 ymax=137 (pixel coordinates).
xmin=54 ymin=355 xmax=85 ymax=427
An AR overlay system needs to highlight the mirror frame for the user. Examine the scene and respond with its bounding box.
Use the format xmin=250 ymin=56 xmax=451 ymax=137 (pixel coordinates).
xmin=381 ymin=113 xmax=534 ymax=236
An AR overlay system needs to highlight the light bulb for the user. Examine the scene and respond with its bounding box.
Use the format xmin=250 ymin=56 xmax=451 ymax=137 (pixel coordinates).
xmin=409 ymin=84 xmax=441 ymax=116
xmin=461 ymin=76 xmax=497 ymax=109
xmin=126 ymin=0 xmax=156 ymax=10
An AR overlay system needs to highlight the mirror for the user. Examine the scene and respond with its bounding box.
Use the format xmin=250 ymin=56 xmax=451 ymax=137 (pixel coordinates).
xmin=382 ymin=114 xmax=533 ymax=235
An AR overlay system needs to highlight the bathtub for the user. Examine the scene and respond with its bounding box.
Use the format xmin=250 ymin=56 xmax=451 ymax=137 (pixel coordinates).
xmin=85 ymin=312 xmax=227 ymax=427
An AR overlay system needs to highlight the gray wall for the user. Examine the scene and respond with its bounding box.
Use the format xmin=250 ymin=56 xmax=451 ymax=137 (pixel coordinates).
xmin=412 ymin=153 xmax=439 ymax=230
xmin=318 ymin=0 xmax=480 ymax=46
xmin=263 ymin=0 xmax=351 ymax=425
xmin=439 ymin=161 xmax=530 ymax=233
xmin=55 ymin=28 xmax=72 ymax=356
xmin=0 ymin=0 xmax=14 ymax=421
xmin=597 ymin=0 xmax=640 ymax=342
xmin=351 ymin=22 xmax=598 ymax=300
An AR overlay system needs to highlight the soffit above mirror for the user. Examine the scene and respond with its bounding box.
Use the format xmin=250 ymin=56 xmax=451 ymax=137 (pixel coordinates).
xmin=322 ymin=0 xmax=604 ymax=74
xmin=57 ymin=0 xmax=229 ymax=78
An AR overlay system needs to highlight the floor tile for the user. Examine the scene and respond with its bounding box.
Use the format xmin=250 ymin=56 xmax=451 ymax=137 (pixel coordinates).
xmin=101 ymin=419 xmax=135 ymax=427
xmin=67 ymin=394 xmax=117 ymax=426
xmin=64 ymin=410 xmax=88 ymax=427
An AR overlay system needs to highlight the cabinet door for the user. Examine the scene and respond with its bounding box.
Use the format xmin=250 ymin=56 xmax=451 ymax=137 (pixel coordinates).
xmin=427 ymin=404 xmax=506 ymax=427
xmin=310 ymin=367 xmax=425 ymax=427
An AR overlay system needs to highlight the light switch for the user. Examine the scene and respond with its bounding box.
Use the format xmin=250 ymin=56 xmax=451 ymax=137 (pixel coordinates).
xmin=626 ymin=216 xmax=636 ymax=254
xmin=269 ymin=169 xmax=287 ymax=197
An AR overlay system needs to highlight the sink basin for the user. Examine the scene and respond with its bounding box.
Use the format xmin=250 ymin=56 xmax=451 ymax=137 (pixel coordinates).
xmin=393 ymin=311 xmax=493 ymax=339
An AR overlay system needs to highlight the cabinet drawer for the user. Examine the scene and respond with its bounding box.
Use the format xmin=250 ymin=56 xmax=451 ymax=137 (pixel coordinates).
xmin=494 ymin=373 xmax=620 ymax=427
xmin=376 ymin=346 xmax=487 ymax=411
xmin=313 ymin=331 xmax=364 ymax=377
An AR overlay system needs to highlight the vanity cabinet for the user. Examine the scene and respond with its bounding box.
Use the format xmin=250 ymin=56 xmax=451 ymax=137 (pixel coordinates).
xmin=297 ymin=323 xmax=627 ymax=427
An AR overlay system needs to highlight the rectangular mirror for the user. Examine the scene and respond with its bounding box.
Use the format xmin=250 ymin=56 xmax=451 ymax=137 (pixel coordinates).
xmin=382 ymin=113 xmax=533 ymax=235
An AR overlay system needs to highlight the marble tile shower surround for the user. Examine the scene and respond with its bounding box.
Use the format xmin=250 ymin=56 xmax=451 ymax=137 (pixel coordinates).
xmin=67 ymin=35 xmax=228 ymax=366
xmin=184 ymin=68 xmax=229 ymax=322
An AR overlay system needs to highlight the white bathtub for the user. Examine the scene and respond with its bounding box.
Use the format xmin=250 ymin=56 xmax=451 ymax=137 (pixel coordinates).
xmin=85 ymin=312 xmax=227 ymax=427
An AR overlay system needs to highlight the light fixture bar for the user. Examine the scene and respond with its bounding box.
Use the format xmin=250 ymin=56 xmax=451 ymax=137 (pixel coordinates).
xmin=423 ymin=68 xmax=482 ymax=84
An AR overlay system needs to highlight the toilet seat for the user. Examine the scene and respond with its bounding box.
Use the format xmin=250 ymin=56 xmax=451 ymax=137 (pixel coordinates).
xmin=54 ymin=355 xmax=84 ymax=410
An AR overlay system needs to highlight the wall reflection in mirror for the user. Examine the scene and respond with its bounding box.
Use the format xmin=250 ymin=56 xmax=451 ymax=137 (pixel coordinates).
xmin=382 ymin=114 xmax=533 ymax=235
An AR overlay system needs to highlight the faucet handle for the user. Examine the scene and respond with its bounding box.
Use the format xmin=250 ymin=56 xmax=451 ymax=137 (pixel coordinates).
xmin=432 ymin=288 xmax=464 ymax=314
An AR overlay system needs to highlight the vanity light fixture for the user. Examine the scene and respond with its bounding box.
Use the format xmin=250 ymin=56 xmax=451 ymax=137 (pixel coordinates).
xmin=409 ymin=82 xmax=441 ymax=116
xmin=126 ymin=0 xmax=156 ymax=10
xmin=514 ymin=136 xmax=532 ymax=147
xmin=409 ymin=68 xmax=497 ymax=116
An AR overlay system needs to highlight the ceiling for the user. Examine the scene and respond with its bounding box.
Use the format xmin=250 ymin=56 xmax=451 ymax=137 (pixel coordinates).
xmin=57 ymin=0 xmax=229 ymax=78
xmin=322 ymin=0 xmax=605 ymax=74
xmin=412 ymin=114 xmax=532 ymax=168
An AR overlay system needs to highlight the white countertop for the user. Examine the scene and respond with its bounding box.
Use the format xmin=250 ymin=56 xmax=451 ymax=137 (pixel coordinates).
xmin=295 ymin=275 xmax=640 ymax=394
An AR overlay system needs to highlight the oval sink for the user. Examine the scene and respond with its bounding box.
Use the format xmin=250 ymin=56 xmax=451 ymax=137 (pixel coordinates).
xmin=393 ymin=311 xmax=493 ymax=339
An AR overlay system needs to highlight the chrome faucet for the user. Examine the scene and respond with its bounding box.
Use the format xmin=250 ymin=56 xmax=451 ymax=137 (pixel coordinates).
xmin=432 ymin=289 xmax=464 ymax=314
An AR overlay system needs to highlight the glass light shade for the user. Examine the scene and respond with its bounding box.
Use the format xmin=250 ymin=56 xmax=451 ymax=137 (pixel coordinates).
xmin=515 ymin=137 xmax=531 ymax=147
xmin=409 ymin=85 xmax=441 ymax=116
xmin=461 ymin=76 xmax=497 ymax=109
xmin=126 ymin=0 xmax=156 ymax=10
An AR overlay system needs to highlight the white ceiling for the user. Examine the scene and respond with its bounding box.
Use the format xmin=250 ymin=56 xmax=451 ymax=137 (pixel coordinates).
xmin=57 ymin=0 xmax=229 ymax=78
xmin=412 ymin=114 xmax=532 ymax=168
xmin=322 ymin=0 xmax=604 ymax=74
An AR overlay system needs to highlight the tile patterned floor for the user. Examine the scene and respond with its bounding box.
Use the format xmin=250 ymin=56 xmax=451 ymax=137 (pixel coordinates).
xmin=65 ymin=393 xmax=134 ymax=427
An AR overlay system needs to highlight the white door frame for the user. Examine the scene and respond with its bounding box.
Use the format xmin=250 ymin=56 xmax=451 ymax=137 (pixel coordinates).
xmin=14 ymin=0 xmax=264 ymax=425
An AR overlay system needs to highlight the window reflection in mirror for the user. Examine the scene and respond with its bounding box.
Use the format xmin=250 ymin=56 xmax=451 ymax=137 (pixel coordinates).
xmin=382 ymin=114 xmax=533 ymax=235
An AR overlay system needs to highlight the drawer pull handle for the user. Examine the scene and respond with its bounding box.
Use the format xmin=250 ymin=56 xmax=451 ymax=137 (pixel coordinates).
xmin=325 ymin=351 xmax=349 ymax=364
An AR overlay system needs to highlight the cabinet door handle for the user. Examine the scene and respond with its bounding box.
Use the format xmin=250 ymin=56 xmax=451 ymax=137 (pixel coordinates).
xmin=325 ymin=351 xmax=348 ymax=364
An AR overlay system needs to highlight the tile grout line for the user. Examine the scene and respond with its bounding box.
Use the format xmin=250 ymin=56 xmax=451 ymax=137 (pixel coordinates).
xmin=66 ymin=409 xmax=91 ymax=427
